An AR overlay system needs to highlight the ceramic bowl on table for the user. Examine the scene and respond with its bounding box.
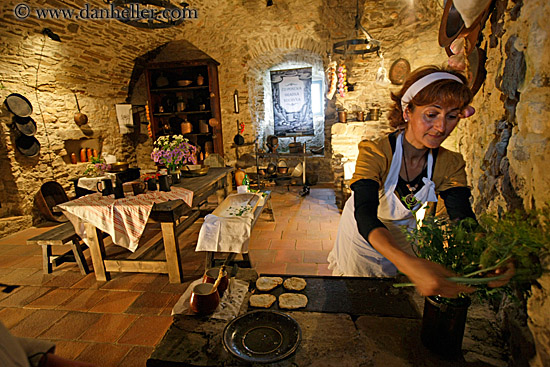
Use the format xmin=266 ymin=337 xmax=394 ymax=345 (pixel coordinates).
xmin=181 ymin=165 xmax=209 ymax=177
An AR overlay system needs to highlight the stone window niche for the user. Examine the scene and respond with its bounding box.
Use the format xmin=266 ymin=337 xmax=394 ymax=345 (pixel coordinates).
xmin=247 ymin=51 xmax=326 ymax=155
xmin=63 ymin=138 xmax=103 ymax=165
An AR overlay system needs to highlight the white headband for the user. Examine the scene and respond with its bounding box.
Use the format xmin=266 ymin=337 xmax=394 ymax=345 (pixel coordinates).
xmin=401 ymin=72 xmax=463 ymax=110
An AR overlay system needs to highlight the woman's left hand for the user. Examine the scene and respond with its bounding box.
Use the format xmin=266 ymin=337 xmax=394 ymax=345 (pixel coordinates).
xmin=487 ymin=261 xmax=515 ymax=288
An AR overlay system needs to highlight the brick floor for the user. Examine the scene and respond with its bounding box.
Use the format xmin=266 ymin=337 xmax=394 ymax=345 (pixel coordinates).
xmin=0 ymin=185 xmax=340 ymax=365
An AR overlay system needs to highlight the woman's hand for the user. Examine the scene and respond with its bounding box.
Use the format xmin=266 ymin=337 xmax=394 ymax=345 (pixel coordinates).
xmin=487 ymin=261 xmax=515 ymax=288
xmin=406 ymin=257 xmax=475 ymax=298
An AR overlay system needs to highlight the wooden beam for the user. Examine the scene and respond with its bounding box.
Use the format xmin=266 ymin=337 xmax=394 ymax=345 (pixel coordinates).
xmin=104 ymin=260 xmax=168 ymax=273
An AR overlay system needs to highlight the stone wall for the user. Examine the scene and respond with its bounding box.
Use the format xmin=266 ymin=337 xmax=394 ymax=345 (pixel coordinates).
xmin=453 ymin=0 xmax=550 ymax=365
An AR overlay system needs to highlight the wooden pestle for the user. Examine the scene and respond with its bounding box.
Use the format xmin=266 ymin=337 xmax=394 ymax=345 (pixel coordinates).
xmin=210 ymin=265 xmax=226 ymax=294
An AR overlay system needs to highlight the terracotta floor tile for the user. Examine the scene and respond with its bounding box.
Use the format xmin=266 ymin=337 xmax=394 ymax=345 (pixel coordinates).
xmin=281 ymin=230 xmax=309 ymax=240
xmin=130 ymin=274 xmax=170 ymax=292
xmin=19 ymin=270 xmax=53 ymax=286
xmin=57 ymin=289 xmax=111 ymax=311
xmin=0 ymin=286 xmax=53 ymax=307
xmin=160 ymin=294 xmax=181 ymax=316
xmin=79 ymin=313 xmax=138 ymax=342
xmin=305 ymin=230 xmax=331 ymax=240
xmin=13 ymin=255 xmax=43 ymax=269
xmin=2 ymin=244 xmax=42 ymax=256
xmin=119 ymin=346 xmax=155 ymax=367
xmin=25 ymin=288 xmax=81 ymax=309
xmin=248 ymin=249 xmax=277 ymax=263
xmin=52 ymin=340 xmax=92 ymax=360
xmin=118 ymin=315 xmax=173 ymax=346
xmin=285 ymin=263 xmax=318 ymax=275
xmin=70 ymin=273 xmax=104 ymax=289
xmin=317 ymin=264 xmax=333 ymax=276
xmin=253 ymin=221 xmax=277 ymax=231
xmin=297 ymin=221 xmax=320 ymax=231
xmin=255 ymin=261 xmax=287 ymax=275
xmin=256 ymin=230 xmax=282 ymax=240
xmin=88 ymin=290 xmax=142 ymax=313
xmin=269 ymin=239 xmax=296 ymax=250
xmin=99 ymin=273 xmax=142 ymax=291
xmin=161 ymin=279 xmax=195 ymax=294
xmin=248 ymin=237 xmax=271 ymax=250
xmin=40 ymin=311 xmax=102 ymax=340
xmin=274 ymin=249 xmax=303 ymax=264
xmin=303 ymin=250 xmax=330 ymax=264
xmin=0 ymin=307 xmax=35 ymax=328
xmin=42 ymin=270 xmax=87 ymax=288
xmin=76 ymin=342 xmax=131 ymax=366
xmin=0 ymin=255 xmax=27 ymax=268
xmin=275 ymin=221 xmax=297 ymax=232
xmin=9 ymin=309 xmax=68 ymax=338
xmin=296 ymin=239 xmax=323 ymax=251
xmin=125 ymin=292 xmax=173 ymax=315
xmin=0 ymin=267 xmax=41 ymax=284
xmin=322 ymin=239 xmax=335 ymax=251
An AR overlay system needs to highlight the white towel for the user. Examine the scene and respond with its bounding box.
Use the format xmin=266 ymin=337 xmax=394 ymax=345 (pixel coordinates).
xmin=195 ymin=212 xmax=254 ymax=253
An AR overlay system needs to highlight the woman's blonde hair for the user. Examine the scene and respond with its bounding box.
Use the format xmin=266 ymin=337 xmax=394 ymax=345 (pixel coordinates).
xmin=387 ymin=66 xmax=473 ymax=129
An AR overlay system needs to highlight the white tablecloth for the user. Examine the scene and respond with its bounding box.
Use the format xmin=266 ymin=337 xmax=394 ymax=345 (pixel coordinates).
xmin=195 ymin=193 xmax=265 ymax=254
xmin=58 ymin=187 xmax=193 ymax=252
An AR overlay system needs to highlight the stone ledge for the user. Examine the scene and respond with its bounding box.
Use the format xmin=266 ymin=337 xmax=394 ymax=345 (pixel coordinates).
xmin=0 ymin=215 xmax=33 ymax=239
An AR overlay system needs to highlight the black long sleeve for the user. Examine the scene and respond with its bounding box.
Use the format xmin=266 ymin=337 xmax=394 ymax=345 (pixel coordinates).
xmin=350 ymin=179 xmax=387 ymax=241
xmin=440 ymin=186 xmax=477 ymax=221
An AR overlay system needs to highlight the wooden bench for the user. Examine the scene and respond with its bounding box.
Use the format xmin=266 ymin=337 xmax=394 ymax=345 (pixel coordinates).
xmin=205 ymin=190 xmax=275 ymax=269
xmin=26 ymin=222 xmax=90 ymax=275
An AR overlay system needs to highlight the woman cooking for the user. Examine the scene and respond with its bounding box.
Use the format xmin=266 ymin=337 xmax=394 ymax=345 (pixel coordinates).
xmin=328 ymin=66 xmax=510 ymax=298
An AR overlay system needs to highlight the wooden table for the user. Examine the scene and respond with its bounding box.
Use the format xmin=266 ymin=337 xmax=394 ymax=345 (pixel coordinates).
xmin=84 ymin=167 xmax=233 ymax=283
xmin=147 ymin=271 xmax=508 ymax=366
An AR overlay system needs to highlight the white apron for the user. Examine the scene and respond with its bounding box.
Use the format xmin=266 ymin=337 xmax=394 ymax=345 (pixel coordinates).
xmin=328 ymin=133 xmax=439 ymax=276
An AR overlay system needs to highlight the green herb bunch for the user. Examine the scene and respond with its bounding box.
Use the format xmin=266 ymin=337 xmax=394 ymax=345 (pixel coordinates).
xmin=397 ymin=207 xmax=549 ymax=297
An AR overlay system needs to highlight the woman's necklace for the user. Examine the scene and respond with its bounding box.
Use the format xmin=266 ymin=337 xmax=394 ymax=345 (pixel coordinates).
xmin=402 ymin=144 xmax=428 ymax=206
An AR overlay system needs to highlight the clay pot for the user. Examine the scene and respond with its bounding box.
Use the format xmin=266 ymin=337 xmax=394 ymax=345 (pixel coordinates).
xmin=203 ymin=267 xmax=229 ymax=297
xmin=189 ymin=283 xmax=220 ymax=315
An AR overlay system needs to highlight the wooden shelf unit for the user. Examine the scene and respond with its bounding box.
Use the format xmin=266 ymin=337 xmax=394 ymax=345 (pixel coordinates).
xmin=145 ymin=60 xmax=224 ymax=159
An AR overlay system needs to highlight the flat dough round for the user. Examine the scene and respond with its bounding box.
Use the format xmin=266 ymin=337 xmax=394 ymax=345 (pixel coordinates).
xmin=283 ymin=277 xmax=307 ymax=291
xmin=256 ymin=276 xmax=283 ymax=292
xmin=249 ymin=294 xmax=276 ymax=308
xmin=279 ymin=293 xmax=308 ymax=309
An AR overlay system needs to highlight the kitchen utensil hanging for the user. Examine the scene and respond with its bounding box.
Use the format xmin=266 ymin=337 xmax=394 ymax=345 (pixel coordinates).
xmin=4 ymin=93 xmax=33 ymax=117
xmin=233 ymin=120 xmax=245 ymax=146
xmin=13 ymin=115 xmax=37 ymax=136
xmin=73 ymin=92 xmax=88 ymax=126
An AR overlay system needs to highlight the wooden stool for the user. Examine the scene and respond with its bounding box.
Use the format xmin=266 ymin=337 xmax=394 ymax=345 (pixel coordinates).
xmin=27 ymin=222 xmax=90 ymax=275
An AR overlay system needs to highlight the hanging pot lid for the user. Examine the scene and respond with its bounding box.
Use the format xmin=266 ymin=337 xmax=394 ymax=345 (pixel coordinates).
xmin=4 ymin=93 xmax=33 ymax=117
xmin=15 ymin=135 xmax=40 ymax=157
xmin=13 ymin=115 xmax=37 ymax=136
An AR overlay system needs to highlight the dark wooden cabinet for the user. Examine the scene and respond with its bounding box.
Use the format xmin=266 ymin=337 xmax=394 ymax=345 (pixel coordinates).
xmin=145 ymin=60 xmax=224 ymax=159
